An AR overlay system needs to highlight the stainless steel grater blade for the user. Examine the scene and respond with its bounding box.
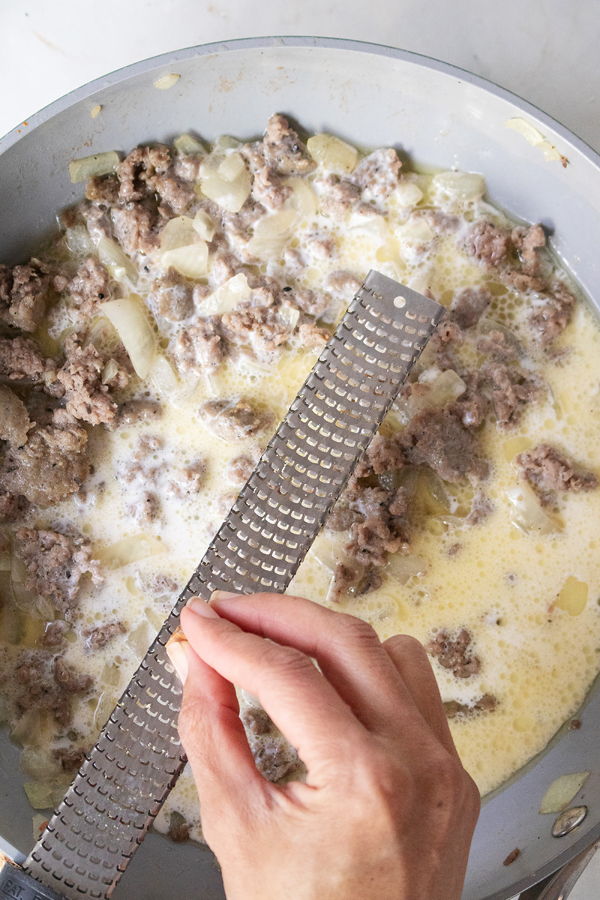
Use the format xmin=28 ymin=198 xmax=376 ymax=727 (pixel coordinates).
xmin=14 ymin=271 xmax=443 ymax=899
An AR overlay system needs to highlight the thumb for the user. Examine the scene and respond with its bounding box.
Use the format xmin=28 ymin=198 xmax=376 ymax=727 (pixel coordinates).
xmin=166 ymin=627 xmax=265 ymax=827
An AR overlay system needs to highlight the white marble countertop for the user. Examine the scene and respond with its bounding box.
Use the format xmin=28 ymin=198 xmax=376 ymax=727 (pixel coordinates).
xmin=0 ymin=1 xmax=598 ymax=898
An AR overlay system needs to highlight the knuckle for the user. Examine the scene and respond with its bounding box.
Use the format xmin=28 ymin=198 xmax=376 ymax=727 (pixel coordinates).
xmin=262 ymin=642 xmax=312 ymax=677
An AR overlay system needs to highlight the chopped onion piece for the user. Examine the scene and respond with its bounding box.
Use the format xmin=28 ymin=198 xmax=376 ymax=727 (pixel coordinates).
xmin=539 ymin=772 xmax=589 ymax=814
xmin=101 ymin=358 xmax=120 ymax=385
xmin=100 ymin=296 xmax=157 ymax=378
xmin=89 ymin=104 xmax=102 ymax=119
xmin=386 ymin=554 xmax=427 ymax=584
xmin=97 ymin=237 xmax=137 ymax=285
xmin=149 ymin=354 xmax=180 ymax=396
xmin=95 ymin=534 xmax=166 ymax=569
xmin=247 ymin=208 xmax=298 ymax=258
xmin=394 ymin=180 xmax=424 ymax=208
xmin=32 ymin=813 xmax=48 ymax=842
xmin=214 ymin=135 xmax=240 ymax=151
xmin=193 ymin=209 xmax=216 ymax=242
xmin=284 ymin=176 xmax=318 ymax=219
xmin=64 ymin=225 xmax=95 ymax=257
xmin=159 ymin=215 xmax=199 ymax=251
xmin=161 ymin=242 xmax=209 ymax=280
xmin=24 ymin=781 xmax=58 ymax=810
xmin=198 ymin=159 xmax=251 ymax=213
xmin=506 ymin=118 xmax=566 ymax=163
xmin=394 ymin=369 xmax=466 ymax=422
xmin=278 ymin=304 xmax=300 ymax=331
xmin=555 ymin=576 xmax=588 ymax=616
xmin=174 ymin=133 xmax=206 ymax=156
xmin=432 ymin=171 xmax=485 ymax=203
xmin=202 ymin=273 xmax=252 ymax=316
xmin=396 ymin=217 xmax=435 ymax=245
xmin=311 ymin=532 xmax=348 ymax=571
xmin=69 ymin=151 xmax=120 ymax=183
xmin=218 ymin=152 xmax=246 ymax=182
xmin=93 ymin=691 xmax=118 ymax=730
xmin=307 ymin=133 xmax=358 ymax=173
xmin=506 ymin=483 xmax=563 ymax=535
xmin=153 ymin=73 xmax=180 ymax=90
xmin=127 ymin=621 xmax=152 ymax=658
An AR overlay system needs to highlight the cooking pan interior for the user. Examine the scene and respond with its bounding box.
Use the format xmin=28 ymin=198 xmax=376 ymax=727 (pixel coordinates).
xmin=0 ymin=38 xmax=599 ymax=900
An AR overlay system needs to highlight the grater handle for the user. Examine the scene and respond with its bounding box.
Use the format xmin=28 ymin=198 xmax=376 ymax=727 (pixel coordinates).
xmin=1 ymin=857 xmax=65 ymax=900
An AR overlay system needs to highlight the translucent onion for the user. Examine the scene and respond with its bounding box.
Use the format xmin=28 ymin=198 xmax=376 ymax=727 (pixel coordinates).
xmin=218 ymin=152 xmax=246 ymax=182
xmin=506 ymin=483 xmax=563 ymax=535
xmin=202 ymin=273 xmax=252 ymax=316
xmin=159 ymin=216 xmax=199 ymax=252
xmin=386 ymin=554 xmax=428 ymax=584
xmin=64 ymin=225 xmax=95 ymax=257
xmin=100 ymin=296 xmax=157 ymax=378
xmin=101 ymin=358 xmax=120 ymax=385
xmin=153 ymin=73 xmax=180 ymax=90
xmin=284 ymin=177 xmax=318 ymax=219
xmin=198 ymin=157 xmax=251 ymax=213
xmin=94 ymin=533 xmax=166 ymax=569
xmin=394 ymin=180 xmax=424 ymax=208
xmin=24 ymin=781 xmax=60 ymax=810
xmin=555 ymin=576 xmax=588 ymax=616
xmin=306 ymin=133 xmax=358 ymax=173
xmin=173 ymin=133 xmax=206 ymax=156
xmin=432 ymin=171 xmax=485 ymax=203
xmin=193 ymin=209 xmax=216 ymax=242
xmin=149 ymin=354 xmax=181 ymax=397
xmin=161 ymin=242 xmax=209 ymax=279
xmin=68 ymin=151 xmax=120 ymax=184
xmin=539 ymin=772 xmax=589 ymax=814
xmin=247 ymin=208 xmax=298 ymax=258
xmin=97 ymin=237 xmax=137 ymax=285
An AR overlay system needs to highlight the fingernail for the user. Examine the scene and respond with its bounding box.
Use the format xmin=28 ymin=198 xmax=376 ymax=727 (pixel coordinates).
xmin=166 ymin=640 xmax=189 ymax=684
xmin=186 ymin=596 xmax=221 ymax=618
xmin=210 ymin=590 xmax=244 ymax=605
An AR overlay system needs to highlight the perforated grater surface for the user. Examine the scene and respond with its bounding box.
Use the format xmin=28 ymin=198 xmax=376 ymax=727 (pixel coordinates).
xmin=1 ymin=271 xmax=443 ymax=900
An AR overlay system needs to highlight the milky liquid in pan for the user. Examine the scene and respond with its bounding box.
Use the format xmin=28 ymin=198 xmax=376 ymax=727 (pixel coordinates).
xmin=2 ymin=166 xmax=596 ymax=846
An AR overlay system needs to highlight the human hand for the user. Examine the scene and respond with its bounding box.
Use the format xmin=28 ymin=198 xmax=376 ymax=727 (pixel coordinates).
xmin=166 ymin=593 xmax=480 ymax=900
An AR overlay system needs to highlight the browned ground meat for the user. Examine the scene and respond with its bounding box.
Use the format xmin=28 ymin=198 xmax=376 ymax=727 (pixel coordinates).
xmin=55 ymin=256 xmax=111 ymax=316
xmin=318 ymin=175 xmax=362 ymax=219
xmin=253 ymin=738 xmax=301 ymax=782
xmin=512 ymin=224 xmax=546 ymax=274
xmin=0 ymin=336 xmax=49 ymax=382
xmin=262 ymin=114 xmax=315 ymax=176
xmin=529 ymin=284 xmax=575 ymax=345
xmin=14 ymin=649 xmax=92 ymax=727
xmin=220 ymin=304 xmax=296 ymax=357
xmin=326 ymin=270 xmax=362 ymax=301
xmin=118 ymin=399 xmax=162 ymax=425
xmin=517 ymin=444 xmax=598 ymax=505
xmin=226 ymin=454 xmax=256 ymax=485
xmin=57 ymin=335 xmax=119 ymax=427
xmin=242 ymin=706 xmax=274 ymax=736
xmin=428 ymin=628 xmax=481 ymax=678
xmin=150 ymin=269 xmax=194 ymax=322
xmin=288 ymin=286 xmax=329 ymax=318
xmin=167 ymin=813 xmax=191 ymax=843
xmin=15 ymin=528 xmax=101 ymax=619
xmin=174 ymin=318 xmax=225 ymax=372
xmin=111 ymin=202 xmax=160 ymax=255
xmin=479 ymin=362 xmax=541 ymax=428
xmin=476 ymin=329 xmax=520 ymax=362
xmin=53 ymin=746 xmax=87 ymax=772
xmin=0 ymin=261 xmax=49 ymax=332
xmin=451 ymin=287 xmax=491 ymax=329
xmin=200 ymin=397 xmax=268 ymax=440
xmin=0 ymin=385 xmax=31 ymax=446
xmin=345 ymin=485 xmax=410 ymax=568
xmin=117 ymin=145 xmax=170 ymax=203
xmin=42 ymin=621 xmax=69 ymax=648
xmin=84 ymin=622 xmax=125 ymax=650
xmin=243 ymin=143 xmax=292 ymax=211
xmin=467 ymin=490 xmax=494 ymax=525
xmin=295 ymin=321 xmax=331 ymax=349
xmin=0 ymin=416 xmax=90 ymax=507
xmin=80 ymin=204 xmax=114 ymax=243
xmin=465 ymin=221 xmax=511 ymax=267
xmin=0 ymin=490 xmax=27 ymax=523
xmin=170 ymin=460 xmax=207 ymax=498
xmin=350 ymin=148 xmax=401 ymax=206
xmin=367 ymin=433 xmax=407 ymax=476
xmin=85 ymin=174 xmax=120 ymax=205
xmin=403 ymin=408 xmax=488 ymax=483
xmin=444 ymin=693 xmax=498 ymax=718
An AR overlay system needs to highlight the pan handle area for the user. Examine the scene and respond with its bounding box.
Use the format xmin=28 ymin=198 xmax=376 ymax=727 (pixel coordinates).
xmin=519 ymin=839 xmax=600 ymax=900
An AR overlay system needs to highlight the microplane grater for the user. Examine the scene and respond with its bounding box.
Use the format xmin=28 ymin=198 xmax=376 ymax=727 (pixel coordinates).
xmin=1 ymin=272 xmax=443 ymax=900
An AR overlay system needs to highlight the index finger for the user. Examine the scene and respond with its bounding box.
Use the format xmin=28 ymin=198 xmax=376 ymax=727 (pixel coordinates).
xmin=180 ymin=602 xmax=367 ymax=781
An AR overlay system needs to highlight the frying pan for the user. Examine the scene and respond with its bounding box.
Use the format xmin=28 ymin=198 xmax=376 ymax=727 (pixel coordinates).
xmin=0 ymin=36 xmax=598 ymax=900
